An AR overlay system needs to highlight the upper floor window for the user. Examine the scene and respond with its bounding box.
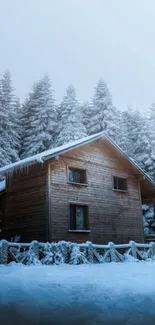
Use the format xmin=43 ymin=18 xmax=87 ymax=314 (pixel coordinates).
xmin=113 ymin=176 xmax=127 ymax=192
xmin=68 ymin=167 xmax=87 ymax=185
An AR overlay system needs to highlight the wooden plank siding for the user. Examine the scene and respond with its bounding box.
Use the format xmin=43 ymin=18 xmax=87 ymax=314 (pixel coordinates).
xmin=0 ymin=138 xmax=145 ymax=244
xmin=1 ymin=164 xmax=47 ymax=242
xmin=49 ymin=140 xmax=144 ymax=244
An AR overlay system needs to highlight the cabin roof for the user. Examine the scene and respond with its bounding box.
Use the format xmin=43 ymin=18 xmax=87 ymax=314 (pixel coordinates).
xmin=0 ymin=132 xmax=154 ymax=189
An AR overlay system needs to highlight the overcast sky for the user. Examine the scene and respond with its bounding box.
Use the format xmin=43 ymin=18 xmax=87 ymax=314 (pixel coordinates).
xmin=0 ymin=0 xmax=155 ymax=110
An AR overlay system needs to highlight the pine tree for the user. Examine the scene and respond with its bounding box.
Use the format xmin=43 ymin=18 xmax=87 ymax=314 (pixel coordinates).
xmin=81 ymin=101 xmax=92 ymax=133
xmin=11 ymin=97 xmax=21 ymax=160
xmin=54 ymin=103 xmax=63 ymax=144
xmin=119 ymin=107 xmax=155 ymax=180
xmin=0 ymin=71 xmax=20 ymax=167
xmin=88 ymin=79 xmax=110 ymax=134
xmin=149 ymin=102 xmax=155 ymax=123
xmin=21 ymin=75 xmax=57 ymax=158
xmin=134 ymin=118 xmax=155 ymax=178
xmin=148 ymin=103 xmax=155 ymax=146
xmin=55 ymin=85 xmax=87 ymax=146
xmin=87 ymin=79 xmax=120 ymax=141
xmin=104 ymin=105 xmax=121 ymax=142
xmin=0 ymin=78 xmax=8 ymax=167
xmin=119 ymin=108 xmax=143 ymax=155
xmin=20 ymin=96 xmax=31 ymax=157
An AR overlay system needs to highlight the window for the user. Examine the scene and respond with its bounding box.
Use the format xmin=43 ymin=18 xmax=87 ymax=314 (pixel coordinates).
xmin=70 ymin=204 xmax=89 ymax=231
xmin=113 ymin=177 xmax=127 ymax=191
xmin=68 ymin=167 xmax=87 ymax=184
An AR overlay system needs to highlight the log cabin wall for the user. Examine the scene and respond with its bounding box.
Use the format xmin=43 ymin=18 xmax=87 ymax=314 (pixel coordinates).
xmin=49 ymin=140 xmax=144 ymax=244
xmin=2 ymin=164 xmax=47 ymax=242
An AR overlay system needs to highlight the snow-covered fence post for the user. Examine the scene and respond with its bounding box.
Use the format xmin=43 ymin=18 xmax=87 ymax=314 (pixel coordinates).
xmin=87 ymin=241 xmax=94 ymax=263
xmin=109 ymin=242 xmax=117 ymax=262
xmin=151 ymin=242 xmax=155 ymax=255
xmin=31 ymin=241 xmax=39 ymax=260
xmin=0 ymin=240 xmax=8 ymax=264
xmin=130 ymin=241 xmax=137 ymax=259
xmin=150 ymin=242 xmax=155 ymax=258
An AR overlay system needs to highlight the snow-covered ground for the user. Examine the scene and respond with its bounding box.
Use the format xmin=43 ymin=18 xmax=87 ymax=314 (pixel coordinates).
xmin=1 ymin=262 xmax=155 ymax=325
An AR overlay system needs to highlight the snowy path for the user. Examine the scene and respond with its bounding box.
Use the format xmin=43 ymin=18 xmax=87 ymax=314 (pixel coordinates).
xmin=0 ymin=262 xmax=155 ymax=325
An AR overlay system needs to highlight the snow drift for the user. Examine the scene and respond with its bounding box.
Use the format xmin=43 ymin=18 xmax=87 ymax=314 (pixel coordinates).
xmin=1 ymin=262 xmax=155 ymax=325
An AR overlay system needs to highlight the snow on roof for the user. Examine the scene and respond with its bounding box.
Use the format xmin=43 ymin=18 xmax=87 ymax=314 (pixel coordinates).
xmin=0 ymin=131 xmax=154 ymax=188
xmin=0 ymin=132 xmax=103 ymax=175
xmin=0 ymin=179 xmax=6 ymax=193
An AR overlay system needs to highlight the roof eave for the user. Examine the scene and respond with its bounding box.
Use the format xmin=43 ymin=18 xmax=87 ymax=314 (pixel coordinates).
xmin=0 ymin=130 xmax=154 ymax=189
xmin=42 ymin=132 xmax=104 ymax=162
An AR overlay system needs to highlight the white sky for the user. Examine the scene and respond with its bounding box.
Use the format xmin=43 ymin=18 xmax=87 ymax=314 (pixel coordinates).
xmin=0 ymin=0 xmax=155 ymax=110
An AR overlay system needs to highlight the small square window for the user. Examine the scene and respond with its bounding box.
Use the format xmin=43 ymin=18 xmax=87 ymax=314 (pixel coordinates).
xmin=113 ymin=177 xmax=127 ymax=191
xmin=70 ymin=204 xmax=89 ymax=230
xmin=68 ymin=168 xmax=87 ymax=184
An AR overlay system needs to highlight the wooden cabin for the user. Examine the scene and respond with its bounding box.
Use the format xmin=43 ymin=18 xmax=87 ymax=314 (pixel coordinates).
xmin=0 ymin=132 xmax=155 ymax=244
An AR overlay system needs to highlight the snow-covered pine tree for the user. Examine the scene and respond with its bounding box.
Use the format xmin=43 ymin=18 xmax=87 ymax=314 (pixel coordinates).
xmin=88 ymin=79 xmax=110 ymax=134
xmin=87 ymin=79 xmax=120 ymax=141
xmin=81 ymin=101 xmax=92 ymax=133
xmin=69 ymin=244 xmax=88 ymax=265
xmin=0 ymin=70 xmax=20 ymax=166
xmin=148 ymin=102 xmax=155 ymax=122
xmin=118 ymin=108 xmax=143 ymax=156
xmin=12 ymin=97 xmax=21 ymax=159
xmin=148 ymin=102 xmax=155 ymax=146
xmin=55 ymin=85 xmax=87 ymax=146
xmin=0 ymin=78 xmax=9 ymax=167
xmin=21 ymin=75 xmax=57 ymax=158
xmin=118 ymin=109 xmax=130 ymax=153
xmin=54 ymin=102 xmax=63 ymax=144
xmin=119 ymin=107 xmax=155 ymax=180
xmin=20 ymin=96 xmax=33 ymax=158
xmin=134 ymin=118 xmax=155 ymax=179
xmin=104 ymin=105 xmax=121 ymax=143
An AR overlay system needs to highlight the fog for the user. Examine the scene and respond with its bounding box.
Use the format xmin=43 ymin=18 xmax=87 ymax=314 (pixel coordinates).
xmin=0 ymin=0 xmax=155 ymax=110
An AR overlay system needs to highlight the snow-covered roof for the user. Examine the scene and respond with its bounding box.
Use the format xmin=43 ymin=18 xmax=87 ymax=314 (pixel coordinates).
xmin=0 ymin=179 xmax=6 ymax=193
xmin=0 ymin=131 xmax=154 ymax=188
xmin=0 ymin=132 xmax=103 ymax=175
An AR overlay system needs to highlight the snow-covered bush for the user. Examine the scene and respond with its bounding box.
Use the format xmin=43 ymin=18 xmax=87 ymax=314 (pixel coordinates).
xmin=1 ymin=240 xmax=155 ymax=266
xmin=142 ymin=203 xmax=155 ymax=235
xmin=54 ymin=252 xmax=64 ymax=265
xmin=39 ymin=241 xmax=71 ymax=265
xmin=124 ymin=253 xmax=139 ymax=262
xmin=69 ymin=245 xmax=88 ymax=265
xmin=57 ymin=241 xmax=72 ymax=263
